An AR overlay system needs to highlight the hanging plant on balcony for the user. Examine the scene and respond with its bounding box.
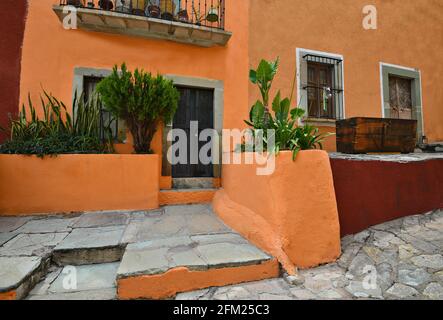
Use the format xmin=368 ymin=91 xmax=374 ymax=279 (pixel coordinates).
xmin=159 ymin=0 xmax=175 ymax=21
xmin=132 ymin=0 xmax=146 ymax=15
xmin=67 ymin=0 xmax=84 ymax=7
xmin=177 ymin=9 xmax=189 ymax=23
xmin=115 ymin=0 xmax=131 ymax=13
xmin=206 ymin=7 xmax=219 ymax=23
xmin=96 ymin=63 xmax=180 ymax=154
xmin=98 ymin=0 xmax=114 ymax=10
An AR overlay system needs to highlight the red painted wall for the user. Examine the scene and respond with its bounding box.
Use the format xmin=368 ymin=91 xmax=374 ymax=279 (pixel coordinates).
xmin=331 ymin=159 xmax=443 ymax=236
xmin=0 ymin=0 xmax=28 ymax=142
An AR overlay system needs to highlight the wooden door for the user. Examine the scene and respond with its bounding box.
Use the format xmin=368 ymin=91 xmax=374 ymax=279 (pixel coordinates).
xmin=389 ymin=76 xmax=413 ymax=119
xmin=172 ymin=87 xmax=214 ymax=178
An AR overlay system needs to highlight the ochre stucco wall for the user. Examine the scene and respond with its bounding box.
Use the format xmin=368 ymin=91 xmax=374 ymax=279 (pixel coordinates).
xmin=249 ymin=0 xmax=443 ymax=150
xmin=0 ymin=154 xmax=159 ymax=215
xmin=19 ymin=0 xmax=250 ymax=170
xmin=213 ymin=151 xmax=341 ymax=272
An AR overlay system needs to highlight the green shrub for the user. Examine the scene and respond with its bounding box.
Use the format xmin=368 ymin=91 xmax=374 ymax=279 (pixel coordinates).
xmin=96 ymin=63 xmax=180 ymax=154
xmin=0 ymin=91 xmax=113 ymax=157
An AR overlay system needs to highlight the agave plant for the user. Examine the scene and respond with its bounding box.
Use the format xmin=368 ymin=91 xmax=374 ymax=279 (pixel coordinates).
xmin=0 ymin=90 xmax=114 ymax=157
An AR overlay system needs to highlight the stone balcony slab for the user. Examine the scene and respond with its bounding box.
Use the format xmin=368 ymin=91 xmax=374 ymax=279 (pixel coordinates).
xmin=52 ymin=5 xmax=232 ymax=47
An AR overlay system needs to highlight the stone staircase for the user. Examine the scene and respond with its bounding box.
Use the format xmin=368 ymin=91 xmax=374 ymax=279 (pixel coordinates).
xmin=0 ymin=205 xmax=279 ymax=300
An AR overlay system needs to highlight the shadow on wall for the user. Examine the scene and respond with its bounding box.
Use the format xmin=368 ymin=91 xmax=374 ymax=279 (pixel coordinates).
xmin=0 ymin=0 xmax=28 ymax=142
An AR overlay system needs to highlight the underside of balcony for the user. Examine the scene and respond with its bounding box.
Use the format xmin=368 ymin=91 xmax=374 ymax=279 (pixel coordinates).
xmin=52 ymin=5 xmax=232 ymax=47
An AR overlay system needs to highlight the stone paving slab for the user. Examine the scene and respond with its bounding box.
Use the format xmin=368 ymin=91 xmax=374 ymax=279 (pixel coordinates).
xmin=117 ymin=233 xmax=272 ymax=279
xmin=121 ymin=205 xmax=231 ymax=244
xmin=53 ymin=226 xmax=125 ymax=265
xmin=73 ymin=212 xmax=129 ymax=228
xmin=0 ymin=216 xmax=34 ymax=233
xmin=0 ymin=233 xmax=69 ymax=257
xmin=49 ymin=263 xmax=119 ymax=294
xmin=0 ymin=256 xmax=42 ymax=292
xmin=16 ymin=217 xmax=79 ymax=234
xmin=0 ymin=232 xmax=18 ymax=246
xmin=27 ymin=288 xmax=116 ymax=300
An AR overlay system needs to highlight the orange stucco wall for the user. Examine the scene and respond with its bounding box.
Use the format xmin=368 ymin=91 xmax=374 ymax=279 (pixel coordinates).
xmin=18 ymin=0 xmax=250 ymax=174
xmin=0 ymin=154 xmax=159 ymax=215
xmin=249 ymin=0 xmax=443 ymax=150
xmin=213 ymin=151 xmax=341 ymax=273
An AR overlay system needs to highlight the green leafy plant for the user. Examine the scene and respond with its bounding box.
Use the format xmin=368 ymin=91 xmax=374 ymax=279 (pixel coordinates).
xmin=245 ymin=57 xmax=333 ymax=159
xmin=0 ymin=91 xmax=113 ymax=157
xmin=96 ymin=63 xmax=180 ymax=154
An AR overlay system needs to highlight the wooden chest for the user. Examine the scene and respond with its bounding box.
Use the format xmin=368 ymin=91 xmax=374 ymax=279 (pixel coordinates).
xmin=336 ymin=117 xmax=417 ymax=154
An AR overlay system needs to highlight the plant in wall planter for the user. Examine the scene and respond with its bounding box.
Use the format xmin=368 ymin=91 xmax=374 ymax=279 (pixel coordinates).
xmin=96 ymin=63 xmax=180 ymax=154
xmin=245 ymin=58 xmax=333 ymax=159
xmin=98 ymin=0 xmax=114 ymax=10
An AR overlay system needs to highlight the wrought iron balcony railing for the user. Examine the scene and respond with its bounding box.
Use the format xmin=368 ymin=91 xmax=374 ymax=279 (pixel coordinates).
xmin=60 ymin=0 xmax=226 ymax=30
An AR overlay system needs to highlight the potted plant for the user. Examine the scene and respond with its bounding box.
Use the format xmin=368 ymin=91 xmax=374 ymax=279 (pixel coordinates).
xmin=177 ymin=9 xmax=189 ymax=23
xmin=98 ymin=0 xmax=114 ymax=10
xmin=116 ymin=0 xmax=131 ymax=13
xmin=159 ymin=0 xmax=175 ymax=20
xmin=206 ymin=6 xmax=219 ymax=23
xmin=96 ymin=63 xmax=180 ymax=154
xmin=67 ymin=0 xmax=84 ymax=7
xmin=146 ymin=2 xmax=161 ymax=18
xmin=131 ymin=0 xmax=146 ymax=15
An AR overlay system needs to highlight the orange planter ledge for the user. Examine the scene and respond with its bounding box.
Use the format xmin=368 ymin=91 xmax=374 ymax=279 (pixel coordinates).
xmin=118 ymin=259 xmax=279 ymax=300
xmin=0 ymin=154 xmax=159 ymax=215
xmin=213 ymin=150 xmax=341 ymax=273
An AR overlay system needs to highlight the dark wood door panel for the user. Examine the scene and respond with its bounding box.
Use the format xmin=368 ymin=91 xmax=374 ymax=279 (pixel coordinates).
xmin=172 ymin=87 xmax=214 ymax=178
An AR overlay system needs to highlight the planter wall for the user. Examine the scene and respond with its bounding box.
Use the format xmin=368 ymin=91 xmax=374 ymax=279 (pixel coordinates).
xmin=213 ymin=150 xmax=341 ymax=272
xmin=0 ymin=154 xmax=159 ymax=215
xmin=331 ymin=157 xmax=443 ymax=236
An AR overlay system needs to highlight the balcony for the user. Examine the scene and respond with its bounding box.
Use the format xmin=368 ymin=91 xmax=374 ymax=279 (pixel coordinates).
xmin=53 ymin=0 xmax=232 ymax=47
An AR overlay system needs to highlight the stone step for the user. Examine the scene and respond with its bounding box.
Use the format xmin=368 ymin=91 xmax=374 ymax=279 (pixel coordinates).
xmin=116 ymin=233 xmax=279 ymax=300
xmin=0 ymin=256 xmax=50 ymax=300
xmin=159 ymin=189 xmax=218 ymax=206
xmin=27 ymin=263 xmax=118 ymax=300
xmin=52 ymin=225 xmax=126 ymax=266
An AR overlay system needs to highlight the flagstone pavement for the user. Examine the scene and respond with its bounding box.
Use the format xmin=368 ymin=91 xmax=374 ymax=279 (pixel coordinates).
xmin=0 ymin=207 xmax=441 ymax=300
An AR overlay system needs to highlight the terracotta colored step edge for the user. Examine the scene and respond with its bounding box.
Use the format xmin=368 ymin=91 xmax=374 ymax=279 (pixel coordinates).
xmin=117 ymin=258 xmax=280 ymax=300
xmin=159 ymin=189 xmax=217 ymax=206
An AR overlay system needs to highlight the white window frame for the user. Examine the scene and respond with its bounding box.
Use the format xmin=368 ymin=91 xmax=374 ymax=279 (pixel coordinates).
xmin=296 ymin=48 xmax=346 ymax=124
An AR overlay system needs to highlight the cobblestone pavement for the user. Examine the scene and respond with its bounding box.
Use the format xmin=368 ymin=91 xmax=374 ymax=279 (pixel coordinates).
xmin=177 ymin=209 xmax=443 ymax=300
